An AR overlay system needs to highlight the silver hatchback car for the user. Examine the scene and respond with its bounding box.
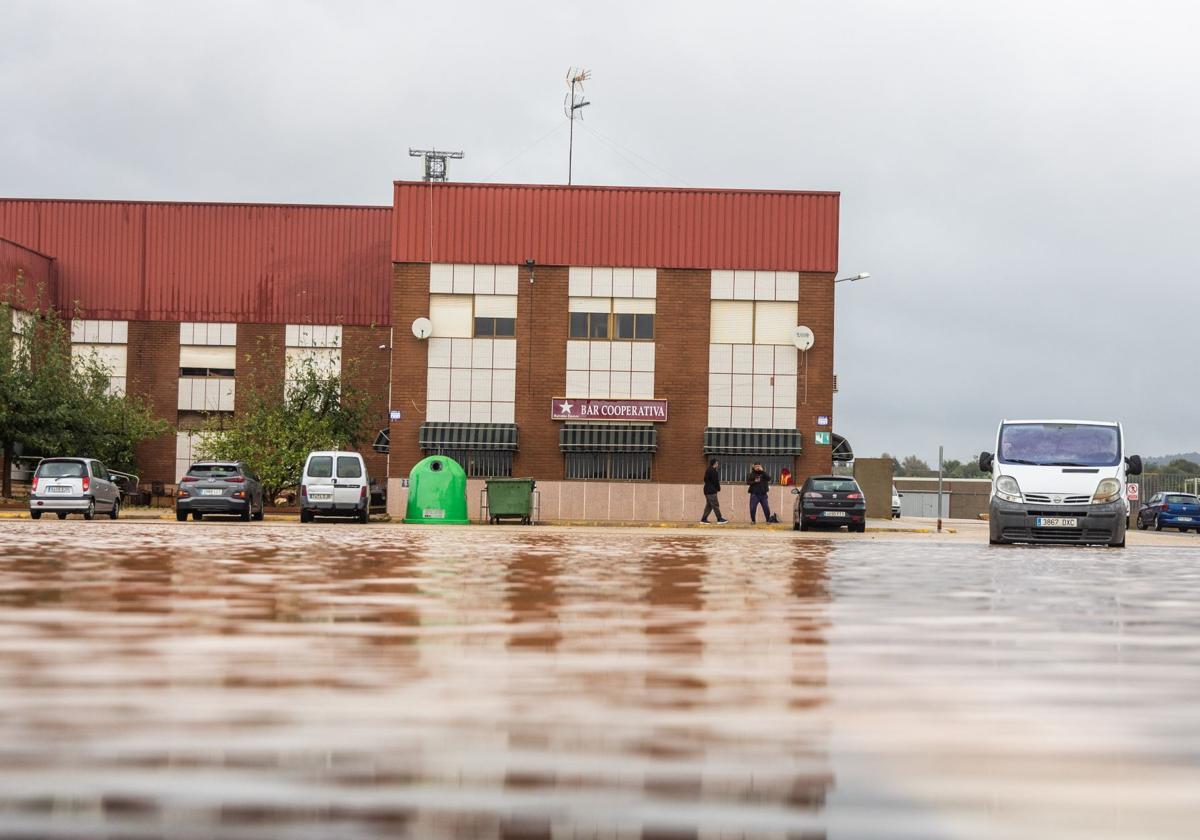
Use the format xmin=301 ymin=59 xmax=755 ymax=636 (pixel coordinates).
xmin=29 ymin=457 xmax=122 ymax=520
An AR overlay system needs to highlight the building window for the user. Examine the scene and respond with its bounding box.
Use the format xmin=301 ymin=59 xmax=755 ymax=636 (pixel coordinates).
xmin=569 ymin=311 xmax=608 ymax=339
xmin=568 ymin=297 xmax=655 ymax=342
xmin=428 ymin=448 xmax=514 ymax=478
xmin=474 ymin=317 xmax=516 ymax=337
xmin=70 ymin=319 xmax=128 ymax=396
xmin=712 ymin=454 xmax=795 ymax=485
xmin=614 ymin=313 xmax=654 ymax=341
xmin=285 ymin=324 xmax=342 ymax=397
xmin=564 ymin=451 xmax=652 ymax=481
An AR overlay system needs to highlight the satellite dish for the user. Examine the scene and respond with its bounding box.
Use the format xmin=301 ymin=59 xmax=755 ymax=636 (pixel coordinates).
xmin=793 ymin=325 xmax=815 ymax=351
xmin=412 ymin=317 xmax=432 ymax=340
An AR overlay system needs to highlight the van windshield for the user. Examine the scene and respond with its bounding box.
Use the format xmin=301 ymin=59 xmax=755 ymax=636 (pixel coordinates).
xmin=336 ymin=456 xmax=362 ymax=478
xmin=37 ymin=460 xmax=85 ymax=478
xmin=998 ymin=423 xmax=1121 ymax=467
xmin=307 ymin=456 xmax=333 ymax=478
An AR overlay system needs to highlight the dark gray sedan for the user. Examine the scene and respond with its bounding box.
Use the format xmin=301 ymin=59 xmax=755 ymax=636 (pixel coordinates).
xmin=176 ymin=461 xmax=265 ymax=521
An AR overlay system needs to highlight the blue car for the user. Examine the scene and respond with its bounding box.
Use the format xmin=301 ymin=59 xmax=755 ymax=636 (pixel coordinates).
xmin=1136 ymin=492 xmax=1200 ymax=532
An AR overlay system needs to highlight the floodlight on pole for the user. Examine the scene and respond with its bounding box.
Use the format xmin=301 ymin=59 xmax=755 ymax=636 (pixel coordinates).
xmin=834 ymin=272 xmax=871 ymax=284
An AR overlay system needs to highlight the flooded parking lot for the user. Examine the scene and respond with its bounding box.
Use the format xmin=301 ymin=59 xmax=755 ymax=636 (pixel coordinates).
xmin=1 ymin=521 xmax=1199 ymax=839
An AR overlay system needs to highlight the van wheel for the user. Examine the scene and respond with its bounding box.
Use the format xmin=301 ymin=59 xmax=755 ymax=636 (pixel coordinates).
xmin=300 ymin=509 xmax=312 ymax=523
xmin=83 ymin=499 xmax=95 ymax=521
xmin=30 ymin=511 xmax=41 ymax=520
xmin=176 ymin=511 xmax=188 ymax=522
xmin=57 ymin=512 xmax=68 ymax=520
xmin=358 ymin=506 xmax=369 ymax=524
xmin=193 ymin=511 xmax=204 ymax=521
xmin=109 ymin=499 xmax=120 ymax=520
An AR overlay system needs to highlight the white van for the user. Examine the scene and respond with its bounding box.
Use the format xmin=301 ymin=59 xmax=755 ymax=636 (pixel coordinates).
xmin=979 ymin=419 xmax=1142 ymax=548
xmin=299 ymin=451 xmax=370 ymax=523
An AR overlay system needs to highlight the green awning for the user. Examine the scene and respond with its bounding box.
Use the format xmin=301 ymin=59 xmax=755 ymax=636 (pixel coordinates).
xmin=832 ymin=432 xmax=853 ymax=462
xmin=419 ymin=422 xmax=519 ymax=451
xmin=703 ymin=427 xmax=803 ymax=455
xmin=559 ymin=423 xmax=658 ymax=452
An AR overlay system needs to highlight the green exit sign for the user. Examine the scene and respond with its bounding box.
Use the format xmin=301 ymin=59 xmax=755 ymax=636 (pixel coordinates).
xmin=814 ymin=431 xmax=831 ymax=445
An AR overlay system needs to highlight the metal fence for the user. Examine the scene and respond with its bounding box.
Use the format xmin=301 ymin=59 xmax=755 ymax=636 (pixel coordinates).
xmin=1129 ymin=473 xmax=1200 ymax=502
xmin=425 ymin=449 xmax=514 ymax=478
xmin=564 ymin=452 xmax=652 ymax=481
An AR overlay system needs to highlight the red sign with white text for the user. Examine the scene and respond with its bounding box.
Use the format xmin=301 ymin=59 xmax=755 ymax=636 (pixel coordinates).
xmin=551 ymin=398 xmax=669 ymax=422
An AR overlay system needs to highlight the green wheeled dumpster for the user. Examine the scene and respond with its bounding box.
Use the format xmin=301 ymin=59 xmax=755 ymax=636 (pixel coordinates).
xmin=404 ymin=455 xmax=469 ymax=524
xmin=485 ymin=478 xmax=536 ymax=524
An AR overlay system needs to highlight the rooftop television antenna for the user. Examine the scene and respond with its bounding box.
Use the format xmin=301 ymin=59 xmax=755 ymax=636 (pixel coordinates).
xmin=564 ymin=68 xmax=591 ymax=185
xmin=409 ymin=148 xmax=464 ymax=182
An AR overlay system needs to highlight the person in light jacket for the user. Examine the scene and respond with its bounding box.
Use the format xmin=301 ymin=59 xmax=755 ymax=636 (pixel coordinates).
xmin=700 ymin=458 xmax=728 ymax=524
xmin=747 ymin=463 xmax=773 ymax=523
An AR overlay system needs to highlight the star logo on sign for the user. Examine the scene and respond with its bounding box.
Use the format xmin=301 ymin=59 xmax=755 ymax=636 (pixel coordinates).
xmin=559 ymin=400 xmax=574 ymax=415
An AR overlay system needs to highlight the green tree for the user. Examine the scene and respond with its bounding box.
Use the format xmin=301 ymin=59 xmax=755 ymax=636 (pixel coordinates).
xmin=899 ymin=455 xmax=933 ymax=477
xmin=0 ymin=293 xmax=168 ymax=497
xmin=195 ymin=349 xmax=371 ymax=502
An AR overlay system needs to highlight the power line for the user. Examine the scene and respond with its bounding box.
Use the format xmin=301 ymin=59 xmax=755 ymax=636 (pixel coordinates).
xmin=481 ymin=122 xmax=569 ymax=182
xmin=577 ymin=122 xmax=692 ymax=186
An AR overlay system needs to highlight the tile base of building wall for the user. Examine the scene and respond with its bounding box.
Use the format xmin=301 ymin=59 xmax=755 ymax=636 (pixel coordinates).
xmin=387 ymin=478 xmax=797 ymax=525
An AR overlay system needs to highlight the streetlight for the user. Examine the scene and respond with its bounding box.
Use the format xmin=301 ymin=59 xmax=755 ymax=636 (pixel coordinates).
xmin=835 ymin=272 xmax=871 ymax=284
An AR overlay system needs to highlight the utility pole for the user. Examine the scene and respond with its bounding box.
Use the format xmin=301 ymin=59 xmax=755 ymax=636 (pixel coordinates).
xmin=408 ymin=148 xmax=464 ymax=182
xmin=564 ymin=68 xmax=591 ymax=185
xmin=937 ymin=445 xmax=944 ymax=534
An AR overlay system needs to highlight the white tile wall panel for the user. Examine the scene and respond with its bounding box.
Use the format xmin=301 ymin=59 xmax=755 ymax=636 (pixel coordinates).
xmin=312 ymin=325 xmax=328 ymax=347
xmin=589 ymin=341 xmax=610 ymax=370
xmin=752 ymin=407 xmax=774 ymax=428
xmin=495 ymin=265 xmax=519 ymax=295
xmin=631 ymin=342 xmax=655 ymax=372
xmin=612 ymin=267 xmax=634 ymax=297
xmin=448 ymin=402 xmax=471 ymax=422
xmin=633 ymin=268 xmax=656 ymax=298
xmin=180 ymin=323 xmax=194 ymax=344
xmin=297 ymin=324 xmax=313 ymax=347
xmin=753 ymin=374 xmax=773 ymax=406
xmin=426 ymin=401 xmax=450 ymax=422
xmin=733 ymin=271 xmax=755 ymax=301
xmin=492 ymin=368 xmax=516 ymax=401
xmin=430 ymin=295 xmax=473 ymax=339
xmin=709 ymin=406 xmax=732 ymax=427
xmin=427 ymin=369 xmax=450 ymax=401
xmin=731 ymin=374 xmax=753 ymax=406
xmin=70 ymin=320 xmax=84 ymax=342
xmin=773 ymin=408 xmax=795 ymax=429
xmin=449 ymin=369 xmax=472 ymax=400
xmin=610 ymin=370 xmax=631 ymax=398
xmin=177 ymin=378 xmax=189 ymax=410
xmin=474 ymin=264 xmax=495 ymax=294
xmin=710 ymin=270 xmax=734 ymax=300
xmin=84 ymin=320 xmax=100 ymax=342
xmin=97 ymin=320 xmax=114 ymax=343
xmin=709 ymin=373 xmax=732 ymax=405
xmin=565 ymin=370 xmax=589 ymax=397
xmin=493 ymin=339 xmax=517 ymax=369
xmin=731 ymin=344 xmax=754 ymax=374
xmin=568 ymin=266 xmax=591 ymax=297
xmin=754 ymin=271 xmax=775 ymax=301
xmin=427 ymin=338 xmax=451 ymax=368
xmin=610 ymin=341 xmax=632 ymax=371
xmin=470 ymin=402 xmax=492 ymax=423
xmin=450 ymin=338 xmax=472 ymax=368
xmin=754 ymin=345 xmax=775 ymax=374
xmin=471 ymin=369 xmax=492 ymax=401
xmin=774 ymin=374 xmax=798 ymax=406
xmin=111 ymin=321 xmax=128 ymax=344
xmin=589 ymin=371 xmax=610 ymax=398
xmin=775 ymin=271 xmax=800 ymax=302
xmin=492 ymin=402 xmax=515 ymax=424
xmin=285 ymin=324 xmax=299 ymax=346
xmin=775 ymin=346 xmax=798 ymax=375
xmin=471 ymin=338 xmax=493 ymax=368
xmin=711 ymin=301 xmax=753 ymax=344
xmin=452 ymin=263 xmax=474 ymax=294
xmin=630 ymin=371 xmax=654 ymax=399
xmin=220 ymin=323 xmax=236 ymax=345
xmin=591 ymin=267 xmax=613 ymax=297
xmin=613 ymin=297 xmax=655 ymax=314
xmin=731 ymin=406 xmax=753 ymax=427
xmin=709 ymin=344 xmax=732 ymax=374
xmin=566 ymin=341 xmax=589 ymax=371
xmin=430 ymin=264 xmax=454 ymax=293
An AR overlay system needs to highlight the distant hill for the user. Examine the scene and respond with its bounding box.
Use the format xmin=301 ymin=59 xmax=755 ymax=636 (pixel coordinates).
xmin=1146 ymin=452 xmax=1200 ymax=465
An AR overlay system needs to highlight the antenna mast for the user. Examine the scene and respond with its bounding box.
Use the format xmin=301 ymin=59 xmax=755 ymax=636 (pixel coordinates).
xmin=564 ymin=69 xmax=591 ymax=185
xmin=408 ymin=148 xmax=464 ymax=182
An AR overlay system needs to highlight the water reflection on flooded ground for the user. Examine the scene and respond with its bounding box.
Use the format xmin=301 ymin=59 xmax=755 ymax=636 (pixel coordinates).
xmin=0 ymin=522 xmax=1198 ymax=838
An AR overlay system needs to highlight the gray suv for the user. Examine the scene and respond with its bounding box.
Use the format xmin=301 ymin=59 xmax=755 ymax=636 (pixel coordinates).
xmin=29 ymin=458 xmax=122 ymax=520
xmin=176 ymin=461 xmax=265 ymax=521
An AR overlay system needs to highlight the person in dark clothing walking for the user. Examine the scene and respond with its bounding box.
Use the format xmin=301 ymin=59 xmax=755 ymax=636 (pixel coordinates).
xmin=747 ymin=462 xmax=773 ymax=523
xmin=700 ymin=458 xmax=728 ymax=524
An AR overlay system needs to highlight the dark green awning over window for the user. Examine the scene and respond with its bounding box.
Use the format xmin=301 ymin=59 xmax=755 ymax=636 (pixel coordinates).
xmin=832 ymin=432 xmax=853 ymax=462
xmin=419 ymin=422 xmax=519 ymax=451
xmin=559 ymin=423 xmax=657 ymax=452
xmin=703 ymin=427 xmax=803 ymax=455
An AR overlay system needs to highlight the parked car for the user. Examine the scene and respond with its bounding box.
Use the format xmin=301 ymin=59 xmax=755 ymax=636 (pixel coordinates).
xmin=1136 ymin=492 xmax=1200 ymax=532
xmin=299 ymin=451 xmax=370 ymax=523
xmin=891 ymin=485 xmax=902 ymax=519
xmin=176 ymin=461 xmax=265 ymax=522
xmin=28 ymin=457 xmax=122 ymax=520
xmin=793 ymin=475 xmax=867 ymax=532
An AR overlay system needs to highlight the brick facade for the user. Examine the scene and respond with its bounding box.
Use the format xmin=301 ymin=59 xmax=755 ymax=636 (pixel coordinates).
xmin=342 ymin=325 xmax=391 ymax=481
xmin=794 ymin=271 xmax=835 ymax=480
xmin=654 ymin=269 xmax=711 ymax=484
xmin=389 ymin=263 xmax=430 ymax=476
xmin=513 ymin=265 xmax=568 ymax=479
xmin=127 ymin=320 xmax=180 ymax=484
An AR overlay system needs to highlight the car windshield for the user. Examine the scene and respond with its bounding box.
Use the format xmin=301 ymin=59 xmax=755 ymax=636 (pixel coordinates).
xmin=307 ymin=456 xmax=333 ymax=478
xmin=336 ymin=456 xmax=362 ymax=478
xmin=37 ymin=461 xmax=85 ymax=478
xmin=1166 ymin=494 xmax=1198 ymax=505
xmin=810 ymin=479 xmax=858 ymax=493
xmin=188 ymin=464 xmax=240 ymax=477
xmin=998 ymin=423 xmax=1121 ymax=467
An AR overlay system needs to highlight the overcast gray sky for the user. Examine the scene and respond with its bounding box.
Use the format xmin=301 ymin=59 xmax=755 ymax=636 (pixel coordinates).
xmin=5 ymin=0 xmax=1198 ymax=462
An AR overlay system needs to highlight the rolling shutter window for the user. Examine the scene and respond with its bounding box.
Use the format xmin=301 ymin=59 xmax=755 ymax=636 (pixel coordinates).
xmin=474 ymin=295 xmax=518 ymax=318
xmin=613 ymin=298 xmax=656 ymax=314
xmin=430 ymin=295 xmax=474 ymax=338
xmin=754 ymin=302 xmax=797 ymax=345
xmin=710 ymin=301 xmax=754 ymax=344
xmin=180 ymin=346 xmax=237 ymax=370
xmin=568 ymin=297 xmax=611 ymax=314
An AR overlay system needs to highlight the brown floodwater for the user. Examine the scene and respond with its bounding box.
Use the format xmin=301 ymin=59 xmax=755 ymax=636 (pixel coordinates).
xmin=1 ymin=521 xmax=1199 ymax=839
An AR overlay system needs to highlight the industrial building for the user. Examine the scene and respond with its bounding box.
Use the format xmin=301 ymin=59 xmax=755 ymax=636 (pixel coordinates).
xmin=1 ymin=181 xmax=846 ymax=522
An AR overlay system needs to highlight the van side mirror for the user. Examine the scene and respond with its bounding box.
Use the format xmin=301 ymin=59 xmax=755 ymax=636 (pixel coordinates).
xmin=979 ymin=452 xmax=994 ymax=472
xmin=1125 ymin=455 xmax=1143 ymax=476
xmin=791 ymin=487 xmax=800 ymax=495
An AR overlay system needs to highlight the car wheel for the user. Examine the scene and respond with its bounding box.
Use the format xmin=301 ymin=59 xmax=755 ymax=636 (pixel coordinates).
xmin=300 ymin=509 xmax=313 ymax=523
xmin=1136 ymin=516 xmax=1147 ymax=530
xmin=109 ymin=498 xmax=120 ymax=520
xmin=176 ymin=510 xmax=188 ymax=522
xmin=240 ymin=505 xmax=251 ymax=522
xmin=83 ymin=499 xmax=95 ymax=521
xmin=30 ymin=510 xmax=41 ymax=520
xmin=56 ymin=512 xmax=68 ymax=520
xmin=1155 ymin=516 xmax=1163 ymax=531
xmin=792 ymin=521 xmax=800 ymax=531
xmin=253 ymin=502 xmax=265 ymax=521
xmin=193 ymin=511 xmax=204 ymax=521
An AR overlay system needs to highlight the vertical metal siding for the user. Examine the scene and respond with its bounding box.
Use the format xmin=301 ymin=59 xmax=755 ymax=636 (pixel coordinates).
xmin=0 ymin=237 xmax=57 ymax=309
xmin=392 ymin=182 xmax=839 ymax=272
xmin=0 ymin=200 xmax=392 ymax=325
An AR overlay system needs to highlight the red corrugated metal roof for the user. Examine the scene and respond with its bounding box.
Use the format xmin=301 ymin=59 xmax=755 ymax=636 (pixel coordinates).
xmin=0 ymin=236 xmax=57 ymax=311
xmin=392 ymin=181 xmax=840 ymax=272
xmin=0 ymin=199 xmax=392 ymax=325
